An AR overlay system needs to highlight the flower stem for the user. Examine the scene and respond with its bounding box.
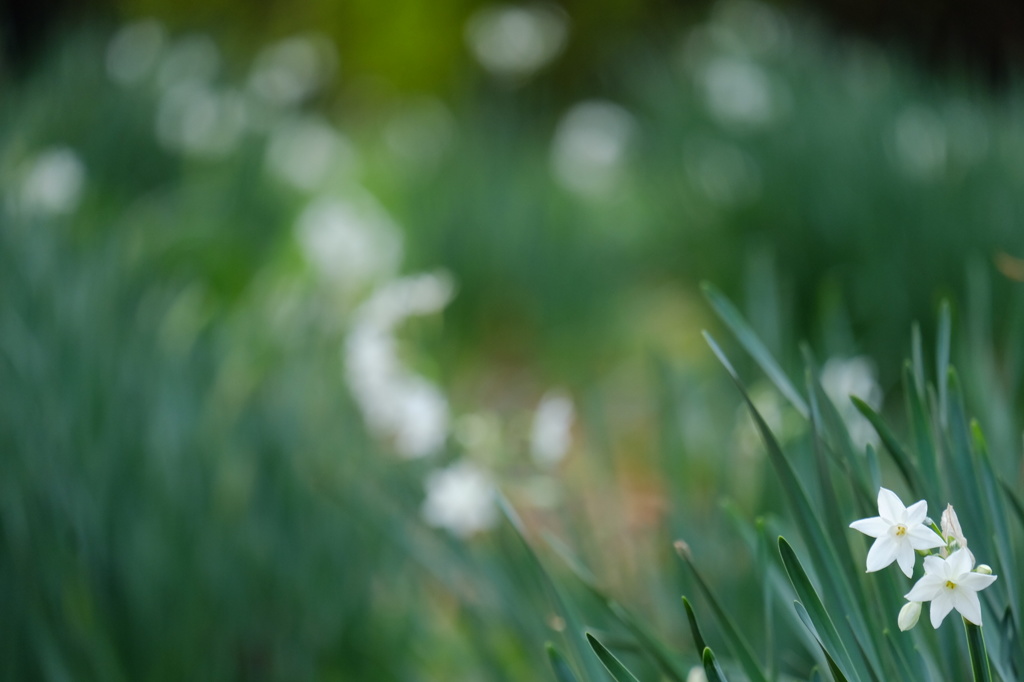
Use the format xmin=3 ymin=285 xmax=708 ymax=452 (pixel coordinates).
xmin=963 ymin=618 xmax=993 ymax=682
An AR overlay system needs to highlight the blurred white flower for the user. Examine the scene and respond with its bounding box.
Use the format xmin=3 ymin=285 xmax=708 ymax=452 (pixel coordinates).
xmin=294 ymin=193 xmax=403 ymax=294
xmin=249 ymin=34 xmax=337 ymax=108
xmin=821 ymin=355 xmax=883 ymax=450
xmin=465 ymin=4 xmax=568 ymax=80
xmin=156 ymin=83 xmax=247 ymax=158
xmin=699 ymin=57 xmax=776 ymax=128
xmin=551 ymin=100 xmax=635 ymax=197
xmin=530 ymin=389 xmax=574 ymax=467
xmin=344 ymin=273 xmax=455 ymax=458
xmin=686 ymin=666 xmax=709 ymax=682
xmin=388 ymin=376 xmax=451 ymax=459
xmin=19 ymin=147 xmax=86 ymax=215
xmin=354 ymin=271 xmax=455 ymax=329
xmin=106 ymin=19 xmax=166 ymax=85
xmin=422 ymin=460 xmax=498 ymax=537
xmin=266 ymin=116 xmax=358 ymax=192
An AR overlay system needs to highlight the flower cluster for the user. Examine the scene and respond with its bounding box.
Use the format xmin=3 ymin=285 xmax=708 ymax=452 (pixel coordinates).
xmin=850 ymin=488 xmax=997 ymax=629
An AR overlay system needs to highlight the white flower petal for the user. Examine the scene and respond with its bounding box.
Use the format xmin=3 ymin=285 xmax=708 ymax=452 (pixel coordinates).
xmin=930 ymin=591 xmax=955 ymax=628
xmin=904 ymin=499 xmax=928 ymax=525
xmin=922 ymin=554 xmax=947 ymax=577
xmin=949 ymin=548 xmax=974 ymax=576
xmin=866 ymin=535 xmax=898 ymax=572
xmin=849 ymin=517 xmax=889 ymax=537
xmin=907 ymin=524 xmax=945 ymax=550
xmin=959 ymin=572 xmax=997 ymax=591
xmin=895 ymin=543 xmax=916 ymax=578
xmin=952 ymin=588 xmax=983 ymax=626
xmin=905 ymin=575 xmax=944 ymax=602
xmin=877 ymin=487 xmax=905 ymax=522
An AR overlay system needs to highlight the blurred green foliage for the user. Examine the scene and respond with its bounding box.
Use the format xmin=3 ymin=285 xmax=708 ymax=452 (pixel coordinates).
xmin=2 ymin=3 xmax=1024 ymax=680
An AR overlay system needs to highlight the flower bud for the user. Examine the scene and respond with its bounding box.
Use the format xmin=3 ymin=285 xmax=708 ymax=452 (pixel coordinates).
xmin=898 ymin=601 xmax=922 ymax=631
xmin=975 ymin=564 xmax=993 ymax=575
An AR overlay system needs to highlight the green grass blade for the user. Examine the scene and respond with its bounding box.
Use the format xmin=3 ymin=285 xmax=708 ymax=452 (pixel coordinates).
xmin=682 ymin=596 xmax=708 ymax=659
xmin=936 ymin=300 xmax=952 ymax=427
xmin=702 ymin=282 xmax=808 ymax=417
xmin=547 ymin=643 xmax=582 ymax=682
xmin=850 ymin=396 xmax=923 ymax=498
xmin=778 ymin=537 xmax=861 ymax=681
xmin=497 ymin=498 xmax=607 ymax=682
xmin=902 ymin=362 xmax=940 ymax=496
xmin=587 ymin=632 xmax=641 ymax=682
xmin=702 ymin=647 xmax=730 ymax=682
xmin=675 ymin=542 xmax=769 ymax=682
xmin=705 ymin=331 xmax=881 ymax=673
xmin=793 ymin=601 xmax=850 ymax=682
xmin=545 ymin=532 xmax=688 ymax=682
xmin=963 ymin=620 xmax=993 ymax=682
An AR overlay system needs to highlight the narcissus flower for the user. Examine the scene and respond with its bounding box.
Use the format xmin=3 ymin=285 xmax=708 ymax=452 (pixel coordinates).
xmin=904 ymin=548 xmax=997 ymax=627
xmin=849 ymin=487 xmax=944 ymax=578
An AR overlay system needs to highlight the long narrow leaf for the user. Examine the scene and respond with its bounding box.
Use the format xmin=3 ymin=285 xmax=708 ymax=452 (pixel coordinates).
xmin=778 ymin=537 xmax=862 ymax=681
xmin=705 ymin=331 xmax=881 ymax=673
xmin=674 ymin=542 xmax=769 ymax=682
xmin=963 ymin=620 xmax=993 ymax=682
xmin=794 ymin=601 xmax=849 ymax=682
xmin=545 ymin=532 xmax=688 ymax=682
xmin=587 ymin=632 xmax=641 ymax=682
xmin=547 ymin=643 xmax=582 ymax=682
xmin=850 ymin=397 xmax=922 ymax=498
xmin=702 ymin=282 xmax=808 ymax=417
xmin=702 ymin=647 xmax=729 ymax=682
xmin=682 ymin=597 xmax=708 ymax=659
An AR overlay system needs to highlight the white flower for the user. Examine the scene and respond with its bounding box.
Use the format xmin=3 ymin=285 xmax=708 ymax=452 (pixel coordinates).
xmin=529 ymin=389 xmax=575 ymax=467
xmin=904 ymin=549 xmax=997 ymax=627
xmin=849 ymin=487 xmax=944 ymax=577
xmin=422 ymin=461 xmax=497 ymax=537
xmin=898 ymin=601 xmax=922 ymax=631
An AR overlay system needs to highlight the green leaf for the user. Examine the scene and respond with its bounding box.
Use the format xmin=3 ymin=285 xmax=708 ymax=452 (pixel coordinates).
xmin=675 ymin=542 xmax=769 ymax=682
xmin=778 ymin=537 xmax=861 ymax=681
xmin=702 ymin=282 xmax=808 ymax=417
xmin=496 ymin=497 xmax=607 ymax=682
xmin=546 ymin=533 xmax=688 ymax=682
xmin=587 ymin=632 xmax=641 ymax=682
xmin=547 ymin=643 xmax=582 ymax=682
xmin=850 ymin=397 xmax=922 ymax=498
xmin=936 ymin=300 xmax=952 ymax=426
xmin=963 ymin=619 xmax=993 ymax=682
xmin=705 ymin=332 xmax=882 ymax=674
xmin=682 ymin=596 xmax=708 ymax=657
xmin=793 ymin=601 xmax=849 ymax=682
xmin=902 ymin=362 xmax=939 ymax=496
xmin=702 ymin=647 xmax=729 ymax=682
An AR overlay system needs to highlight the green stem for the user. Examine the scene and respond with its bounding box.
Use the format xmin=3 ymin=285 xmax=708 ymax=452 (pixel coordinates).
xmin=963 ymin=618 xmax=993 ymax=682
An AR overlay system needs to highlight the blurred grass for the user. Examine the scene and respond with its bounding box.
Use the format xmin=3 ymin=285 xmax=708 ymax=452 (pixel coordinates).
xmin=1 ymin=4 xmax=1024 ymax=679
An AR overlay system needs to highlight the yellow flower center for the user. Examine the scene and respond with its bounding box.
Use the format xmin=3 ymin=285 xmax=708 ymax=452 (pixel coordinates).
xmin=895 ymin=524 xmax=907 ymax=537
xmin=945 ymin=580 xmax=957 ymax=590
